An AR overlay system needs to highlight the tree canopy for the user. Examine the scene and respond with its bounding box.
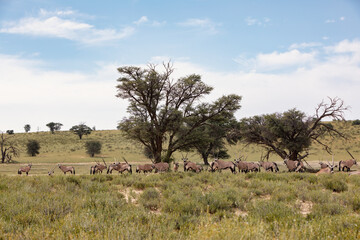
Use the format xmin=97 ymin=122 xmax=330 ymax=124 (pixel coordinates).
xmin=239 ymin=97 xmax=348 ymax=160
xmin=46 ymin=122 xmax=63 ymax=134
xmin=70 ymin=123 xmax=92 ymax=139
xmin=116 ymin=63 xmax=241 ymax=163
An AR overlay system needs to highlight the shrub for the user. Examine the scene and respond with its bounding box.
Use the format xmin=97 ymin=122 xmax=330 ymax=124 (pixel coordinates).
xmin=308 ymin=203 xmax=345 ymax=219
xmin=26 ymin=139 xmax=40 ymax=156
xmin=85 ymin=140 xmax=102 ymax=157
xmin=322 ymin=178 xmax=348 ymax=193
xmin=352 ymin=119 xmax=360 ymax=126
xmin=139 ymin=188 xmax=161 ymax=210
xmin=249 ymin=200 xmax=300 ymax=223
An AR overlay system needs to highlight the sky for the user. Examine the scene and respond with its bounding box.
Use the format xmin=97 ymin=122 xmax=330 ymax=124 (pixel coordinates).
xmin=1 ymin=0 xmax=360 ymax=132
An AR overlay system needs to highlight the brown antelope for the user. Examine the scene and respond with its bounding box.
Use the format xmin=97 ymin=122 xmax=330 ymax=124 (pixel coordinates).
xmin=349 ymin=171 xmax=360 ymax=176
xmin=210 ymin=159 xmax=236 ymax=173
xmin=283 ymin=157 xmax=304 ymax=172
xmin=339 ymin=150 xmax=357 ymax=172
xmin=234 ymin=155 xmax=249 ymax=173
xmin=185 ymin=162 xmax=203 ymax=172
xmin=152 ymin=162 xmax=170 ymax=173
xmin=316 ymin=161 xmax=337 ymax=175
xmin=136 ymin=164 xmax=155 ymax=173
xmin=107 ymin=158 xmax=132 ymax=174
xmin=181 ymin=153 xmax=190 ymax=172
xmin=58 ymin=164 xmax=75 ymax=175
xmin=18 ymin=163 xmax=32 ymax=175
xmin=259 ymin=161 xmax=279 ymax=172
xmin=91 ymin=159 xmax=107 ymax=174
xmin=319 ymin=162 xmax=329 ymax=169
xmin=245 ymin=162 xmax=261 ymax=172
xmin=173 ymin=162 xmax=180 ymax=172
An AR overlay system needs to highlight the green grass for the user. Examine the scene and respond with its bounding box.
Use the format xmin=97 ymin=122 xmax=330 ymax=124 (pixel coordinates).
xmin=0 ymin=172 xmax=360 ymax=239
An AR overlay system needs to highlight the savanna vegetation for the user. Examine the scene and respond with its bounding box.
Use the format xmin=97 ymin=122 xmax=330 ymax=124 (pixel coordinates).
xmin=1 ymin=172 xmax=360 ymax=239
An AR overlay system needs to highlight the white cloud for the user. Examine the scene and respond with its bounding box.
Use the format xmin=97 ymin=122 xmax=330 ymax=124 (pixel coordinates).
xmin=178 ymin=18 xmax=220 ymax=34
xmin=325 ymin=19 xmax=336 ymax=23
xmin=133 ymin=16 xmax=148 ymax=25
xmin=289 ymin=42 xmax=322 ymax=50
xmin=0 ymin=10 xmax=134 ymax=44
xmin=340 ymin=16 xmax=345 ymax=21
xmin=245 ymin=17 xmax=271 ymax=26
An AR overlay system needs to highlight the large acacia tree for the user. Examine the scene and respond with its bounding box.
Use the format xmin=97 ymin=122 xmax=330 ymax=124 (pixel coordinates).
xmin=240 ymin=97 xmax=348 ymax=160
xmin=116 ymin=63 xmax=241 ymax=163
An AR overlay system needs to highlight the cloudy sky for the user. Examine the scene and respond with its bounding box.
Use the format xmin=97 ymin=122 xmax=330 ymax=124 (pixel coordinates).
xmin=1 ymin=0 xmax=360 ymax=132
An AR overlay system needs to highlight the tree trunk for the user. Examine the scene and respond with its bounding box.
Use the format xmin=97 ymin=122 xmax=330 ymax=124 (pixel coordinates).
xmin=202 ymin=153 xmax=209 ymax=165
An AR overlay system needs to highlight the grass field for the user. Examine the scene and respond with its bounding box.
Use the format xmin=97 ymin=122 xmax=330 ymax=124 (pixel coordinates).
xmin=1 ymin=121 xmax=360 ymax=239
xmin=1 ymin=172 xmax=360 ymax=239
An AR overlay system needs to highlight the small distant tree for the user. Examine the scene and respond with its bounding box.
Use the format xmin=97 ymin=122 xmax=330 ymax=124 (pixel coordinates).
xmin=85 ymin=140 xmax=102 ymax=157
xmin=352 ymin=119 xmax=360 ymax=126
xmin=0 ymin=132 xmax=20 ymax=163
xmin=70 ymin=123 xmax=92 ymax=139
xmin=26 ymin=140 xmax=40 ymax=156
xmin=46 ymin=122 xmax=63 ymax=134
xmin=24 ymin=124 xmax=31 ymax=133
xmin=6 ymin=130 xmax=14 ymax=135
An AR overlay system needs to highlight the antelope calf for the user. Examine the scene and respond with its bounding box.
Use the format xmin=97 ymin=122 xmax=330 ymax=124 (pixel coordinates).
xmin=173 ymin=162 xmax=180 ymax=172
xmin=18 ymin=163 xmax=32 ymax=175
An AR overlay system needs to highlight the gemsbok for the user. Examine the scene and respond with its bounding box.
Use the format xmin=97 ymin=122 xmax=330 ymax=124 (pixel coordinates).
xmin=316 ymin=161 xmax=337 ymax=175
xmin=91 ymin=158 xmax=107 ymax=174
xmin=18 ymin=163 xmax=32 ymax=175
xmin=136 ymin=164 xmax=155 ymax=173
xmin=209 ymin=159 xmax=236 ymax=173
xmin=152 ymin=162 xmax=170 ymax=173
xmin=259 ymin=161 xmax=279 ymax=172
xmin=283 ymin=157 xmax=304 ymax=172
xmin=58 ymin=164 xmax=75 ymax=175
xmin=339 ymin=150 xmax=357 ymax=172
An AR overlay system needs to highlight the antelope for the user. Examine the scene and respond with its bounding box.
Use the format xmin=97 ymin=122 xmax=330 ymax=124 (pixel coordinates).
xmin=283 ymin=157 xmax=304 ymax=172
xmin=107 ymin=158 xmax=132 ymax=174
xmin=319 ymin=162 xmax=329 ymax=169
xmin=91 ymin=158 xmax=107 ymax=174
xmin=136 ymin=164 xmax=155 ymax=173
xmin=349 ymin=171 xmax=360 ymax=176
xmin=234 ymin=159 xmax=249 ymax=173
xmin=48 ymin=166 xmax=57 ymax=176
xmin=339 ymin=150 xmax=357 ymax=172
xmin=316 ymin=161 xmax=337 ymax=175
xmin=152 ymin=162 xmax=170 ymax=173
xmin=245 ymin=162 xmax=261 ymax=172
xmin=18 ymin=163 xmax=32 ymax=175
xmin=173 ymin=162 xmax=180 ymax=172
xmin=181 ymin=153 xmax=190 ymax=172
xmin=185 ymin=162 xmax=203 ymax=172
xmin=58 ymin=164 xmax=75 ymax=175
xmin=259 ymin=161 xmax=279 ymax=172
xmin=210 ymin=159 xmax=236 ymax=173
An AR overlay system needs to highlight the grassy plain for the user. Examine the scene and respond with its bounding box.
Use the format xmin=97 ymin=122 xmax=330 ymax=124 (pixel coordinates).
xmin=1 ymin=121 xmax=360 ymax=239
xmin=1 ymin=172 xmax=360 ymax=239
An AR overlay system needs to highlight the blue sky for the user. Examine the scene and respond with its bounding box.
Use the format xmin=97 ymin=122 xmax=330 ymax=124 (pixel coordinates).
xmin=1 ymin=0 xmax=360 ymax=132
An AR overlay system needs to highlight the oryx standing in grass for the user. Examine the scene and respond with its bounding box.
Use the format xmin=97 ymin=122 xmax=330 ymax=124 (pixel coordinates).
xmin=283 ymin=157 xmax=304 ymax=172
xmin=58 ymin=164 xmax=75 ymax=175
xmin=209 ymin=158 xmax=236 ymax=173
xmin=18 ymin=163 xmax=32 ymax=175
xmin=91 ymin=158 xmax=107 ymax=174
xmin=339 ymin=150 xmax=358 ymax=172
xmin=107 ymin=157 xmax=132 ymax=174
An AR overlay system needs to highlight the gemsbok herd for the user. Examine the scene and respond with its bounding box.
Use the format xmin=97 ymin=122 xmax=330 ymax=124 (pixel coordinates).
xmin=16 ymin=151 xmax=358 ymax=176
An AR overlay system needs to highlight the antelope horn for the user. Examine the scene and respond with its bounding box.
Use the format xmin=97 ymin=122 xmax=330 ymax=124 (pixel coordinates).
xmin=102 ymin=158 xmax=107 ymax=166
xmin=122 ymin=157 xmax=129 ymax=164
xmin=346 ymin=150 xmax=355 ymax=159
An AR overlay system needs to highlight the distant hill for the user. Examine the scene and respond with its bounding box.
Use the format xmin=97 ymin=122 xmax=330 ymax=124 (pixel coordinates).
xmin=4 ymin=120 xmax=360 ymax=164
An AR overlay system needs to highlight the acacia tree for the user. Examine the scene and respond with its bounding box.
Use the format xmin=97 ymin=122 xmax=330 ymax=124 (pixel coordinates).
xmin=70 ymin=123 xmax=92 ymax=139
xmin=188 ymin=113 xmax=241 ymax=165
xmin=0 ymin=132 xmax=20 ymax=163
xmin=116 ymin=63 xmax=241 ymax=163
xmin=46 ymin=122 xmax=63 ymax=134
xmin=240 ymin=97 xmax=348 ymax=160
xmin=24 ymin=124 xmax=31 ymax=133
